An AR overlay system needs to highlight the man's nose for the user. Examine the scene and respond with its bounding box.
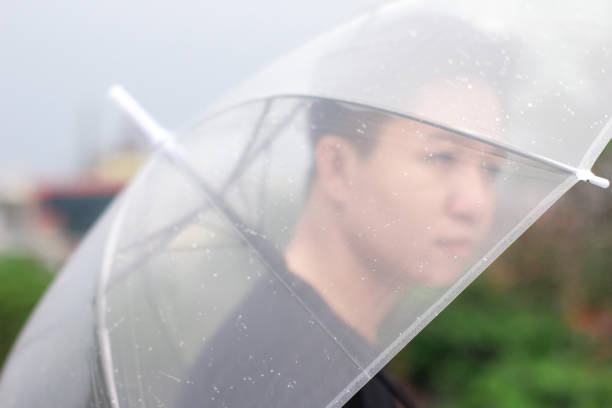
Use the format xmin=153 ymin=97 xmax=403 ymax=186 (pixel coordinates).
xmin=446 ymin=163 xmax=491 ymax=225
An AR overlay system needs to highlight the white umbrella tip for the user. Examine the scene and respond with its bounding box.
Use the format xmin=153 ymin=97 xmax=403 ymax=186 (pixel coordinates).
xmin=589 ymin=175 xmax=610 ymax=189
xmin=576 ymin=169 xmax=609 ymax=189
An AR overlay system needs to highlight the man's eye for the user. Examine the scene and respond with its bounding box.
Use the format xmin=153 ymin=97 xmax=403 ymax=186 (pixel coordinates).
xmin=481 ymin=161 xmax=502 ymax=179
xmin=425 ymin=152 xmax=456 ymax=165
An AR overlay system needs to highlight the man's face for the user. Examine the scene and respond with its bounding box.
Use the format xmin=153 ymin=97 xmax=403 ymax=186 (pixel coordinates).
xmin=339 ymin=80 xmax=503 ymax=287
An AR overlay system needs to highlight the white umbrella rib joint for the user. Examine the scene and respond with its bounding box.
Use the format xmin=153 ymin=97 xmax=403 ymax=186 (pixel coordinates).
xmin=1 ymin=1 xmax=611 ymax=408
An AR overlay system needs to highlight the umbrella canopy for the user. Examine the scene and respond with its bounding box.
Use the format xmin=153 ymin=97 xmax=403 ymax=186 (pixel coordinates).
xmin=1 ymin=1 xmax=611 ymax=407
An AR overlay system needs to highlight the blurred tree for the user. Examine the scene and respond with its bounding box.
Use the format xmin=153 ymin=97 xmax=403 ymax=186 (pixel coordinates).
xmin=0 ymin=255 xmax=53 ymax=368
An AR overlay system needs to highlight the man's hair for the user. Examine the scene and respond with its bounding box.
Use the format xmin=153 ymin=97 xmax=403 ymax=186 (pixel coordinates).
xmin=307 ymin=99 xmax=392 ymax=157
xmin=305 ymin=12 xmax=515 ymax=179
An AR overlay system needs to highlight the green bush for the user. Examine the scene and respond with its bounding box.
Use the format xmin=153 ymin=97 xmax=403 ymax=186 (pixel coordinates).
xmin=0 ymin=254 xmax=54 ymax=368
xmin=390 ymin=280 xmax=612 ymax=407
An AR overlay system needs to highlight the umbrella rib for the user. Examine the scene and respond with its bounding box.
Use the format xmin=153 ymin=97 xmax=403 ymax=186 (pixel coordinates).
xmin=219 ymin=100 xmax=305 ymax=190
xmin=112 ymin=100 xmax=276 ymax=256
xmin=219 ymin=99 xmax=273 ymax=191
xmin=177 ymin=92 xmax=607 ymax=190
xmin=110 ymin=98 xmax=303 ymax=285
xmin=220 ymin=94 xmax=609 ymax=188
xmin=117 ymin=99 xmax=303 ymax=256
xmin=319 ymin=95 xmax=609 ymax=188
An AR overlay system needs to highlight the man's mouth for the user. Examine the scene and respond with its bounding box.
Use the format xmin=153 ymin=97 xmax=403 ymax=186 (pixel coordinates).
xmin=435 ymin=238 xmax=475 ymax=257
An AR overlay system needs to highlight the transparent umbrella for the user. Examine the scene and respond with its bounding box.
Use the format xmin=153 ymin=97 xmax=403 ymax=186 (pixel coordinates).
xmin=1 ymin=1 xmax=611 ymax=407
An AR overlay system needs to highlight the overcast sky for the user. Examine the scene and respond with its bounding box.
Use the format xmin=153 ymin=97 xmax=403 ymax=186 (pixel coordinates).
xmin=0 ymin=0 xmax=384 ymax=180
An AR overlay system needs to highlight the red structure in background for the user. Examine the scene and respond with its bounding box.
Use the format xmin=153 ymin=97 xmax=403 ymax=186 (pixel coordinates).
xmin=36 ymin=178 xmax=124 ymax=240
xmin=0 ymin=147 xmax=144 ymax=263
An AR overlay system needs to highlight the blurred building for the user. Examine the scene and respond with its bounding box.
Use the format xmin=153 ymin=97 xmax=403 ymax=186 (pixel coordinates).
xmin=0 ymin=146 xmax=145 ymax=264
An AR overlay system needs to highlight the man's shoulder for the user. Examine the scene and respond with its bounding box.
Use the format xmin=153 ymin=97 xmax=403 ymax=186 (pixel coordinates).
xmin=178 ymin=280 xmax=352 ymax=407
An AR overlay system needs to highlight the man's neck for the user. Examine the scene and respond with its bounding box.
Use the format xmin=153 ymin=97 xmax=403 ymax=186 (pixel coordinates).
xmin=285 ymin=204 xmax=399 ymax=344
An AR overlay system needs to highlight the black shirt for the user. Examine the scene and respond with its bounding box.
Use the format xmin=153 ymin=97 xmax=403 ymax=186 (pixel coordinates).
xmin=178 ymin=272 xmax=397 ymax=408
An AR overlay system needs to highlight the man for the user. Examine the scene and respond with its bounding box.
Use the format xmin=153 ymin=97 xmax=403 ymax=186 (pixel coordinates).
xmin=179 ymin=12 xmax=508 ymax=408
xmin=179 ymin=79 xmax=503 ymax=408
xmin=287 ymin=81 xmax=502 ymax=346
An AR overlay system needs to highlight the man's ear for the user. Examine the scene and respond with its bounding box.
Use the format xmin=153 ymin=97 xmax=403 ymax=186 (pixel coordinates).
xmin=313 ymin=134 xmax=360 ymax=204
